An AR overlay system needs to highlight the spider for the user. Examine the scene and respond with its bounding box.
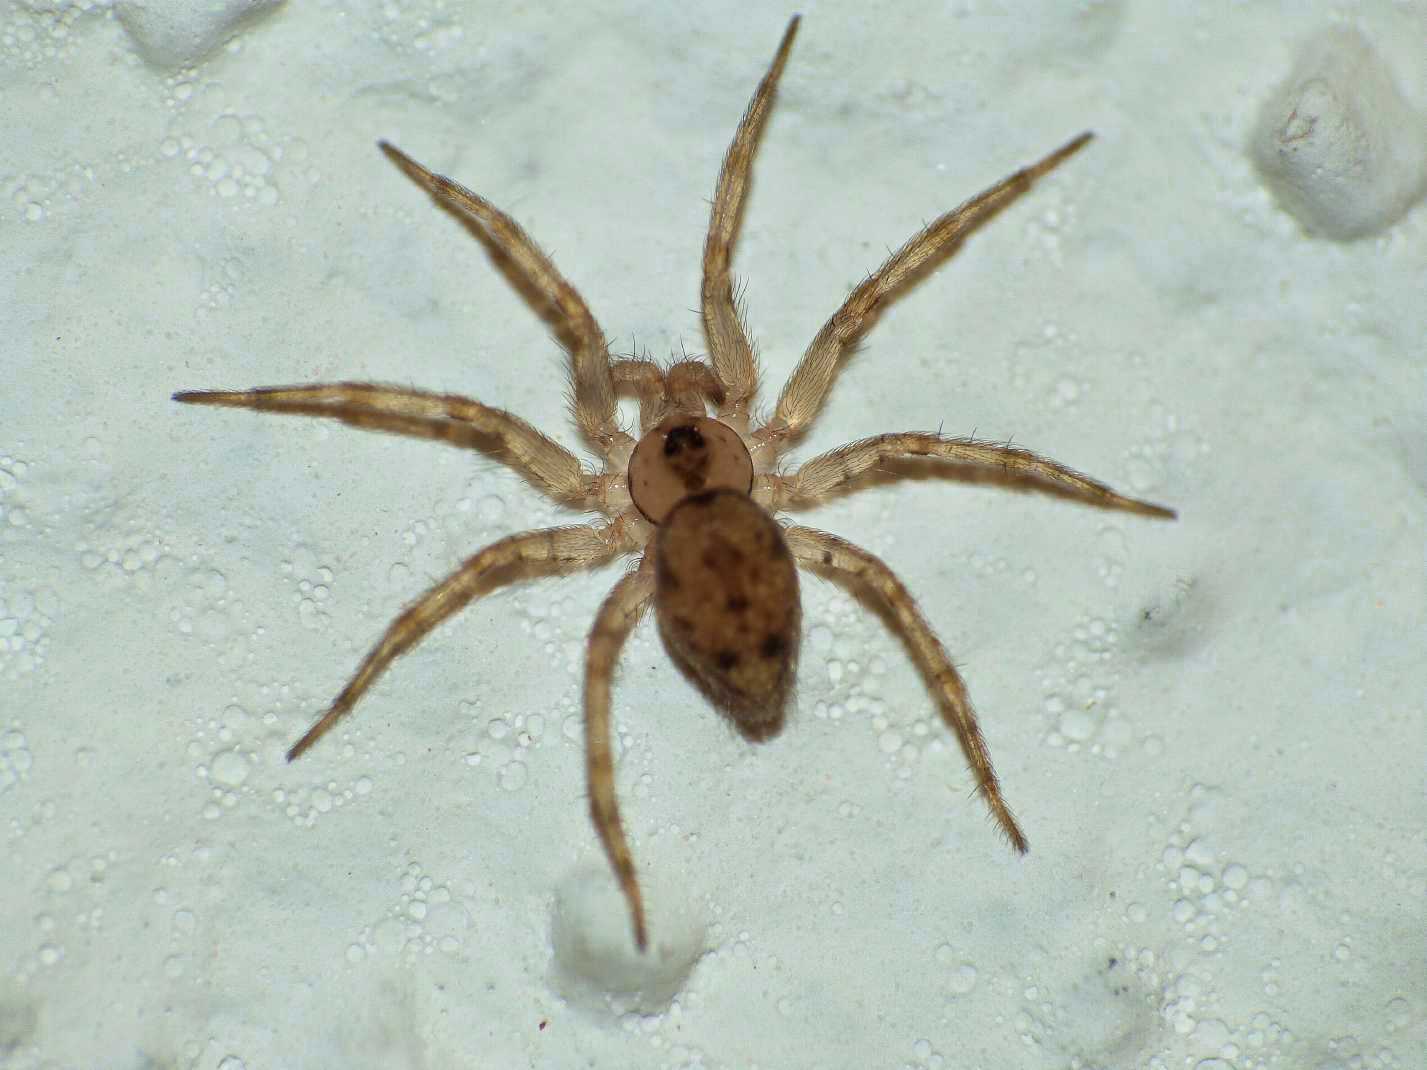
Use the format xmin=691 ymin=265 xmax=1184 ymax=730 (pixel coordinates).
xmin=175 ymin=16 xmax=1174 ymax=951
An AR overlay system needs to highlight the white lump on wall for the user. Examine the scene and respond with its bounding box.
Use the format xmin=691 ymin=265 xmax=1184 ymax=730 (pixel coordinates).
xmin=1250 ymin=26 xmax=1427 ymax=240
xmin=115 ymin=0 xmax=284 ymax=69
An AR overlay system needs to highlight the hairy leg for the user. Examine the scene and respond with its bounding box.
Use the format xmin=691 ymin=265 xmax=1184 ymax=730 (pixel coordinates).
xmin=701 ymin=16 xmax=800 ymax=419
xmin=174 ymin=383 xmax=596 ymax=509
xmin=584 ymin=562 xmax=657 ymax=949
xmin=784 ymin=525 xmax=1028 ymax=854
xmin=770 ymin=431 xmax=1176 ymax=519
xmin=288 ymin=523 xmax=629 ymax=761
xmin=767 ymin=133 xmax=1093 ymax=442
xmin=379 ymin=141 xmax=628 ymax=455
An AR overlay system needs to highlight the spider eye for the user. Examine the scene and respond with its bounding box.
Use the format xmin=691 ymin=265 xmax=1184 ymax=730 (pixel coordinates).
xmin=628 ymin=415 xmax=753 ymax=524
xmin=662 ymin=424 xmax=706 ymax=456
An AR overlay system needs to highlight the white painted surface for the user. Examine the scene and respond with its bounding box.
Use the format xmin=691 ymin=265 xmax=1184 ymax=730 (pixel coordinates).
xmin=3 ymin=2 xmax=1423 ymax=1067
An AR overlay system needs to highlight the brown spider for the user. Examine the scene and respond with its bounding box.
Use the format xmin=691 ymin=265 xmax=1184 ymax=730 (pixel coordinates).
xmin=175 ymin=16 xmax=1174 ymax=951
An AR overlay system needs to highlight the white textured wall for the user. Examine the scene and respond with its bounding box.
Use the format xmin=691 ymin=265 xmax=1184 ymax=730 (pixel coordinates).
xmin=3 ymin=2 xmax=1423 ymax=1067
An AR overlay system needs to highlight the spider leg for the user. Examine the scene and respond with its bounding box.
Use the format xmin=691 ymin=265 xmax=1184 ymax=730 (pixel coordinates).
xmin=174 ymin=383 xmax=596 ymax=511
xmin=784 ymin=525 xmax=1029 ymax=854
xmin=768 ymin=431 xmax=1176 ymax=519
xmin=379 ymin=141 xmax=629 ymax=457
xmin=767 ymin=132 xmax=1094 ymax=442
xmin=584 ymin=562 xmax=657 ymax=949
xmin=286 ymin=523 xmax=629 ymax=761
xmin=701 ymin=16 xmax=800 ymax=422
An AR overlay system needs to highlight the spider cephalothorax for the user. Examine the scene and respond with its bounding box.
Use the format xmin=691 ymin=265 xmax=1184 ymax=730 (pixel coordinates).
xmin=176 ymin=16 xmax=1173 ymax=951
xmin=628 ymin=415 xmax=753 ymax=523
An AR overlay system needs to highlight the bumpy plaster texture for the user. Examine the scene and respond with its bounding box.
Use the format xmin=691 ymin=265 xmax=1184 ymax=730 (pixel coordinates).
xmin=3 ymin=2 xmax=1423 ymax=1068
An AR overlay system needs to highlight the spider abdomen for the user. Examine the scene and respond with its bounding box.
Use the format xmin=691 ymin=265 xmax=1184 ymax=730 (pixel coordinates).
xmin=653 ymin=489 xmax=800 ymax=740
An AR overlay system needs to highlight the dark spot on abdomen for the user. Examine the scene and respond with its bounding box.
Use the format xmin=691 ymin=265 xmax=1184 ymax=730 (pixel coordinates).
xmin=760 ymin=633 xmax=787 ymax=660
